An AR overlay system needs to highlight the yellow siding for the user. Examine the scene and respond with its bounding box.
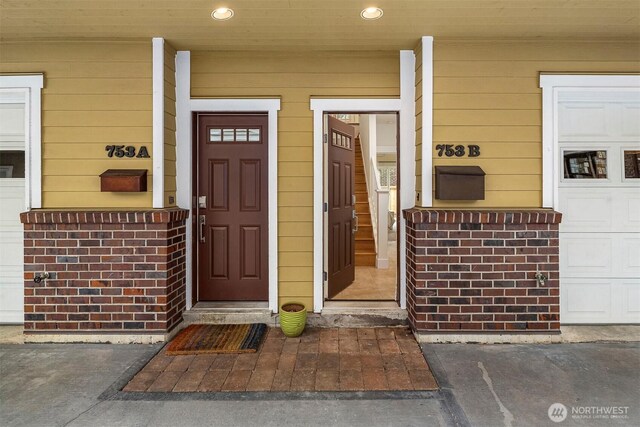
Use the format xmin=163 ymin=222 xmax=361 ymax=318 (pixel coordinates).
xmin=4 ymin=37 xmax=638 ymax=306
xmin=164 ymin=42 xmax=177 ymax=207
xmin=0 ymin=41 xmax=152 ymax=208
xmin=432 ymin=40 xmax=640 ymax=208
xmin=191 ymin=50 xmax=399 ymax=309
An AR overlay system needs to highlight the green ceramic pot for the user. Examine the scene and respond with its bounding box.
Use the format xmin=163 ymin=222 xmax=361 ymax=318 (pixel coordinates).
xmin=279 ymin=302 xmax=307 ymax=338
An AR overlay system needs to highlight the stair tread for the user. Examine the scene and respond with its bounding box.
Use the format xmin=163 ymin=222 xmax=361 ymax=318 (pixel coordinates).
xmin=352 ymin=139 xmax=375 ymax=266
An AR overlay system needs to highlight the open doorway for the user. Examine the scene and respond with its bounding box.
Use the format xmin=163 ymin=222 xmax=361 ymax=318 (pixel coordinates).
xmin=324 ymin=113 xmax=399 ymax=302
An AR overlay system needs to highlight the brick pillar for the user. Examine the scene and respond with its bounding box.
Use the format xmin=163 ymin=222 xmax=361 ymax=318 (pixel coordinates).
xmin=20 ymin=209 xmax=188 ymax=339
xmin=403 ymin=209 xmax=562 ymax=333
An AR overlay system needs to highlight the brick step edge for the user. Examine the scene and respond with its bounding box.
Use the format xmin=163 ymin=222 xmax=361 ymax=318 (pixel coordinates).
xmin=20 ymin=208 xmax=190 ymax=224
xmin=403 ymin=209 xmax=561 ymax=225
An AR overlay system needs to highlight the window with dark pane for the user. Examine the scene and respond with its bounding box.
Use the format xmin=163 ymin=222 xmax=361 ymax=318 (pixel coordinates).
xmin=563 ymin=150 xmax=607 ymax=179
xmin=624 ymin=150 xmax=640 ymax=179
xmin=0 ymin=151 xmax=25 ymax=178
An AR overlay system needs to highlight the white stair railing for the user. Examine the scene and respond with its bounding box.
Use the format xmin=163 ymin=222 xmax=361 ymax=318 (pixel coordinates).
xmin=359 ymin=114 xmax=390 ymax=269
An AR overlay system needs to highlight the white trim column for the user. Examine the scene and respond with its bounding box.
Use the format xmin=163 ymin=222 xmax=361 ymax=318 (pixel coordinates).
xmin=152 ymin=37 xmax=165 ymax=208
xmin=399 ymin=50 xmax=416 ymax=309
xmin=175 ymin=50 xmax=192 ymax=307
xmin=419 ymin=36 xmax=434 ymax=207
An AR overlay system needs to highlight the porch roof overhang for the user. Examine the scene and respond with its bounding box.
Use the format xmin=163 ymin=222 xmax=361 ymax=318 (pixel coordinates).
xmin=1 ymin=0 xmax=639 ymax=50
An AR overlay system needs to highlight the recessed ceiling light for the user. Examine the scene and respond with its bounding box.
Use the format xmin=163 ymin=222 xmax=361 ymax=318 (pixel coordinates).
xmin=212 ymin=7 xmax=234 ymax=21
xmin=361 ymin=7 xmax=383 ymax=20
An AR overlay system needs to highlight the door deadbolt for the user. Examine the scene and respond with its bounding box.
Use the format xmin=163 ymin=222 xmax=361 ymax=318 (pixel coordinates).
xmin=198 ymin=196 xmax=207 ymax=208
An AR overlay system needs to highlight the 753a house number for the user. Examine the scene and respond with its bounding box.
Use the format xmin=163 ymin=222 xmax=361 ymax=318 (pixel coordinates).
xmin=436 ymin=144 xmax=481 ymax=158
xmin=105 ymin=145 xmax=150 ymax=158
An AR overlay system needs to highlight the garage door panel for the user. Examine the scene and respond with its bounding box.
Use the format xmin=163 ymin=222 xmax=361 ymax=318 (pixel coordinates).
xmin=0 ymin=180 xmax=25 ymax=222
xmin=618 ymin=237 xmax=640 ymax=276
xmin=0 ymin=231 xmax=23 ymax=265
xmin=0 ymin=159 xmax=24 ymax=324
xmin=0 ymin=290 xmax=22 ymax=323
xmin=621 ymin=104 xmax=640 ymax=137
xmin=622 ymin=281 xmax=640 ymax=323
xmin=615 ymin=190 xmax=640 ymax=231
xmin=562 ymin=279 xmax=640 ymax=324
xmin=561 ymin=235 xmax=612 ymax=277
xmin=562 ymin=279 xmax=612 ymax=323
xmin=558 ymin=103 xmax=608 ymax=139
xmin=559 ymin=190 xmax=612 ymax=233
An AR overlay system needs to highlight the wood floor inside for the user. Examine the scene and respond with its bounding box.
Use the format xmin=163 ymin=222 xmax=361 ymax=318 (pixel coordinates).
xmin=332 ymin=242 xmax=397 ymax=301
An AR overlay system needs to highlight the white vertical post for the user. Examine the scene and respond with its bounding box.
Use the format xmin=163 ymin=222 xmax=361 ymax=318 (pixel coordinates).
xmin=399 ymin=50 xmax=416 ymax=309
xmin=312 ymin=106 xmax=324 ymax=312
xmin=152 ymin=37 xmax=165 ymax=208
xmin=376 ymin=190 xmax=390 ymax=269
xmin=420 ymin=36 xmax=434 ymax=207
xmin=175 ymin=50 xmax=192 ymax=308
xmin=29 ymin=83 xmax=43 ymax=209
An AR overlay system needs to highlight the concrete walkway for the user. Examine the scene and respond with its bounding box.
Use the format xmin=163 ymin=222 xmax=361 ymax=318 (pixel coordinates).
xmin=1 ymin=336 xmax=639 ymax=426
xmin=425 ymin=343 xmax=640 ymax=426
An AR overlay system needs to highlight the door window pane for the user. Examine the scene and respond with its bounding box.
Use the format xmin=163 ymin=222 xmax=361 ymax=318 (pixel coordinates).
xmin=248 ymin=129 xmax=260 ymax=142
xmin=223 ymin=129 xmax=235 ymax=141
xmin=563 ymin=150 xmax=607 ymax=179
xmin=209 ymin=128 xmax=222 ymax=142
xmin=236 ymin=129 xmax=248 ymax=142
xmin=624 ymin=150 xmax=640 ymax=179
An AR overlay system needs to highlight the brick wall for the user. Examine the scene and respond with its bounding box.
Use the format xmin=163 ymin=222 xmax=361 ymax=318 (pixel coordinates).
xmin=20 ymin=209 xmax=188 ymax=335
xmin=403 ymin=209 xmax=562 ymax=333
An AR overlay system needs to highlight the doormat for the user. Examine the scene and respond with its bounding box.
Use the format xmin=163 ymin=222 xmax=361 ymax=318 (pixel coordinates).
xmin=166 ymin=324 xmax=267 ymax=355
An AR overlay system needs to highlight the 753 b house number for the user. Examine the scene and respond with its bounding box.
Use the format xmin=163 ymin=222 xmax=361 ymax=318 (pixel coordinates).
xmin=105 ymin=145 xmax=150 ymax=158
xmin=436 ymin=144 xmax=481 ymax=158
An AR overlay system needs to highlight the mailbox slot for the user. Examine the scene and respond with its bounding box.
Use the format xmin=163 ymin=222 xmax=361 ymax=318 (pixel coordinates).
xmin=99 ymin=169 xmax=147 ymax=192
xmin=435 ymin=166 xmax=485 ymax=200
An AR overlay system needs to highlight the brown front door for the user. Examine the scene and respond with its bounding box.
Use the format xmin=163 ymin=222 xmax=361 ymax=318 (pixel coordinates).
xmin=327 ymin=116 xmax=356 ymax=298
xmin=196 ymin=113 xmax=269 ymax=301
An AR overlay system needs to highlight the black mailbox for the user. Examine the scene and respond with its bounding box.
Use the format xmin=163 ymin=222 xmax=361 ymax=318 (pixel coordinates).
xmin=435 ymin=166 xmax=485 ymax=200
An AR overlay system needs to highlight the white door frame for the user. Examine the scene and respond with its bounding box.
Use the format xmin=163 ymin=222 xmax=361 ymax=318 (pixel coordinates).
xmin=175 ymin=52 xmax=281 ymax=312
xmin=0 ymin=75 xmax=44 ymax=210
xmin=310 ymin=52 xmax=416 ymax=312
xmin=539 ymin=74 xmax=640 ymax=209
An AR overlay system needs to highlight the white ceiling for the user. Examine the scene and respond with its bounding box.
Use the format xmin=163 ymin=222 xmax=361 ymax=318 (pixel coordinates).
xmin=1 ymin=0 xmax=639 ymax=50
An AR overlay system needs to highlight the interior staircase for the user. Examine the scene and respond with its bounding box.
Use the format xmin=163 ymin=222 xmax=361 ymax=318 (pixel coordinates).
xmin=354 ymin=136 xmax=376 ymax=266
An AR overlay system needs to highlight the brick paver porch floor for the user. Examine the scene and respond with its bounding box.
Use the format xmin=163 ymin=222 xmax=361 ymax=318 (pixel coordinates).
xmin=123 ymin=327 xmax=438 ymax=392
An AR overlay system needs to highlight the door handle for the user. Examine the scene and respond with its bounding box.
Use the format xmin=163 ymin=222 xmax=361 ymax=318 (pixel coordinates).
xmin=199 ymin=215 xmax=206 ymax=243
xmin=352 ymin=210 xmax=358 ymax=233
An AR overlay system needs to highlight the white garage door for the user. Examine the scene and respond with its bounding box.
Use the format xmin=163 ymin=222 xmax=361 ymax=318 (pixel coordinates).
xmin=558 ymin=90 xmax=640 ymax=324
xmin=0 ymin=90 xmax=26 ymax=323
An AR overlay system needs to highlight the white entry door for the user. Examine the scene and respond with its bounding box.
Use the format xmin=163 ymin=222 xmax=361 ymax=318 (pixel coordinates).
xmin=0 ymin=90 xmax=26 ymax=323
xmin=558 ymin=90 xmax=640 ymax=324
